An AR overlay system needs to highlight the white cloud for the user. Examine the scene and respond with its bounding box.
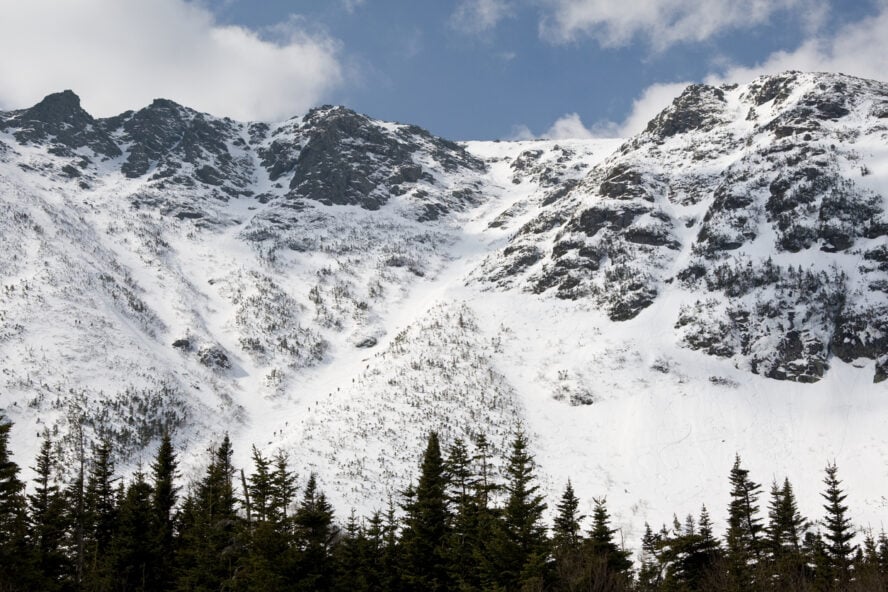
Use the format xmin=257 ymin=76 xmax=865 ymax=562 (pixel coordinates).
xmin=343 ymin=0 xmax=366 ymax=14
xmin=451 ymin=0 xmax=514 ymax=35
xmin=511 ymin=112 xmax=623 ymax=140
xmin=597 ymin=3 xmax=888 ymax=139
xmin=0 ymin=0 xmax=343 ymax=121
xmin=617 ymin=81 xmax=691 ymax=136
xmin=539 ymin=0 xmax=814 ymax=50
xmin=544 ymin=113 xmax=599 ymax=139
xmin=708 ymin=5 xmax=888 ymax=84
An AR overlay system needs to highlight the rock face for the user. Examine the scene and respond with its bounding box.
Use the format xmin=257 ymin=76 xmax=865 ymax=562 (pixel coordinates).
xmin=479 ymin=71 xmax=888 ymax=383
xmin=284 ymin=106 xmax=484 ymax=211
xmin=0 ymin=90 xmax=121 ymax=159
xmin=0 ymin=90 xmax=488 ymax=462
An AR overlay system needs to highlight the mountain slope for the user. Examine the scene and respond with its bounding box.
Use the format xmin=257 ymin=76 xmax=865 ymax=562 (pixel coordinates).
xmin=0 ymin=73 xmax=887 ymax=544
xmin=479 ymin=71 xmax=888 ymax=384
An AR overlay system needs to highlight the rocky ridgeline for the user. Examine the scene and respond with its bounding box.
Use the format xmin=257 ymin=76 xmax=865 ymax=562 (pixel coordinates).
xmin=0 ymin=91 xmax=485 ymax=220
xmin=481 ymin=72 xmax=888 ymax=383
xmin=0 ymin=90 xmax=489 ymax=461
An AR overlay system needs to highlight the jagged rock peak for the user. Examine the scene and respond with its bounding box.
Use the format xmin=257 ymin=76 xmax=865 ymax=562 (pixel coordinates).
xmin=1 ymin=89 xmax=122 ymax=159
xmin=480 ymin=70 xmax=888 ymax=384
xmin=24 ymin=89 xmax=88 ymax=123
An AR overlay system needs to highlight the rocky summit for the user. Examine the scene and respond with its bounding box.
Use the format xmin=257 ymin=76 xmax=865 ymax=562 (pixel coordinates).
xmin=1 ymin=71 xmax=887 ymax=539
xmin=480 ymin=71 xmax=888 ymax=384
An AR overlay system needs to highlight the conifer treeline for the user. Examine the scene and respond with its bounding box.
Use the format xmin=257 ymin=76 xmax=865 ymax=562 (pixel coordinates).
xmin=1 ymin=416 xmax=887 ymax=591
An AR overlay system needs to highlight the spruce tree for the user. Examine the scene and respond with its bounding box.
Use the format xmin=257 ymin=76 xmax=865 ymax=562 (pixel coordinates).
xmin=586 ymin=497 xmax=631 ymax=572
xmin=0 ymin=418 xmax=31 ymax=591
xmin=291 ymin=473 xmax=338 ymax=592
xmin=83 ymin=439 xmax=118 ymax=591
xmin=401 ymin=432 xmax=451 ymax=592
xmin=766 ymin=478 xmax=807 ymax=588
xmin=28 ymin=436 xmax=69 ymax=591
xmin=444 ymin=438 xmax=480 ymax=590
xmin=175 ymin=435 xmax=242 ymax=592
xmin=149 ymin=432 xmax=178 ymax=592
xmin=111 ymin=469 xmax=155 ymax=592
xmin=636 ymin=523 xmax=662 ymax=592
xmin=270 ymin=450 xmax=297 ymax=524
xmin=239 ymin=447 xmax=290 ymax=592
xmin=725 ymin=454 xmax=763 ymax=590
xmin=821 ymin=462 xmax=855 ymax=589
xmin=552 ymin=480 xmax=583 ymax=552
xmin=333 ymin=510 xmax=367 ymax=592
xmin=487 ymin=431 xmax=548 ymax=591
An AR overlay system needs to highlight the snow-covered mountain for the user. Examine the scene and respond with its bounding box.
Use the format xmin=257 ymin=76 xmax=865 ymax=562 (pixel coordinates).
xmin=1 ymin=71 xmax=887 ymax=542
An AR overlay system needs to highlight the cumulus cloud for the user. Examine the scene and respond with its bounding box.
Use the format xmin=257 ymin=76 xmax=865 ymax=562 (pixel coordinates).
xmin=617 ymin=81 xmax=691 ymax=135
xmin=708 ymin=5 xmax=888 ymax=84
xmin=451 ymin=0 xmax=514 ymax=34
xmin=591 ymin=2 xmax=888 ymax=140
xmin=539 ymin=0 xmax=814 ymax=50
xmin=511 ymin=112 xmax=624 ymax=140
xmin=0 ymin=0 xmax=344 ymax=121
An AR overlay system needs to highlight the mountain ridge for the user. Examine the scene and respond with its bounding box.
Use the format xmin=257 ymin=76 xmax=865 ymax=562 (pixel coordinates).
xmin=1 ymin=71 xmax=887 ymax=541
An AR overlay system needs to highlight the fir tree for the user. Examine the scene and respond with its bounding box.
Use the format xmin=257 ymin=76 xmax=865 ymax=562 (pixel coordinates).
xmin=586 ymin=497 xmax=632 ymax=573
xmin=552 ymin=480 xmax=583 ymax=553
xmin=149 ymin=432 xmax=178 ymax=592
xmin=821 ymin=462 xmax=855 ymax=589
xmin=333 ymin=510 xmax=367 ymax=592
xmin=766 ymin=478 xmax=807 ymax=589
xmin=175 ymin=435 xmax=242 ymax=592
xmin=111 ymin=469 xmax=155 ymax=592
xmin=270 ymin=450 xmax=297 ymax=524
xmin=487 ymin=431 xmax=548 ymax=591
xmin=238 ymin=447 xmax=291 ymax=592
xmin=291 ymin=473 xmax=338 ymax=592
xmin=725 ymin=454 xmax=763 ymax=590
xmin=0 ymin=418 xmax=31 ymax=591
xmin=401 ymin=432 xmax=451 ymax=592
xmin=444 ymin=438 xmax=480 ymax=590
xmin=28 ymin=436 xmax=69 ymax=592
xmin=83 ymin=439 xmax=118 ymax=591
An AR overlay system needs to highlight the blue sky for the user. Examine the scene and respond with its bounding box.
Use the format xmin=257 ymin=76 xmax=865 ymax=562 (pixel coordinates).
xmin=1 ymin=0 xmax=887 ymax=140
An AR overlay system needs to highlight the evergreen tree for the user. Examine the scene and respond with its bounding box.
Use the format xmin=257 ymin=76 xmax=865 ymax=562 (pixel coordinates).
xmin=855 ymin=531 xmax=886 ymax=592
xmin=551 ymin=480 xmax=585 ymax=591
xmin=487 ymin=431 xmax=548 ymax=591
xmin=238 ymin=447 xmax=292 ymax=592
xmin=333 ymin=510 xmax=367 ymax=592
xmin=878 ymin=531 xmax=888 ymax=583
xmin=111 ymin=469 xmax=155 ymax=592
xmin=269 ymin=450 xmax=297 ymax=524
xmin=821 ymin=462 xmax=855 ymax=589
xmin=290 ymin=473 xmax=338 ymax=592
xmin=175 ymin=435 xmax=242 ymax=592
xmin=803 ymin=530 xmax=833 ymax=592
xmin=381 ymin=499 xmax=403 ymax=592
xmin=444 ymin=438 xmax=481 ymax=590
xmin=586 ymin=497 xmax=632 ymax=573
xmin=149 ymin=432 xmax=178 ymax=592
xmin=400 ymin=432 xmax=451 ymax=592
xmin=28 ymin=436 xmax=69 ymax=592
xmin=656 ymin=506 xmax=723 ymax=592
xmin=83 ymin=439 xmax=118 ymax=591
xmin=0 ymin=418 xmax=31 ymax=591
xmin=637 ymin=523 xmax=663 ymax=592
xmin=552 ymin=480 xmax=583 ymax=553
xmin=766 ymin=478 xmax=807 ymax=589
xmin=725 ymin=454 xmax=763 ymax=590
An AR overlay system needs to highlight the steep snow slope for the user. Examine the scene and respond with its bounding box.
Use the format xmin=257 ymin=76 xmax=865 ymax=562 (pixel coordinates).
xmin=480 ymin=72 xmax=888 ymax=384
xmin=1 ymin=73 xmax=887 ymax=547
